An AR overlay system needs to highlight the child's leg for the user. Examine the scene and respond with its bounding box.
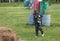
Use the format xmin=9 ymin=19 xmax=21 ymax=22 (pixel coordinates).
xmin=39 ymin=26 xmax=44 ymax=37
xmin=35 ymin=24 xmax=39 ymax=36
xmin=39 ymin=27 xmax=44 ymax=34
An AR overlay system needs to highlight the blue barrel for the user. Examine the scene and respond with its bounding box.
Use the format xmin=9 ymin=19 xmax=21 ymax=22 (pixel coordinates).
xmin=28 ymin=14 xmax=34 ymax=25
xmin=24 ymin=0 xmax=29 ymax=7
xmin=42 ymin=14 xmax=50 ymax=26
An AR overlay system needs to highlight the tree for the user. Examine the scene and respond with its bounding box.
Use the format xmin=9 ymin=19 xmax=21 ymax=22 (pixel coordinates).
xmin=0 ymin=0 xmax=4 ymax=2
xmin=8 ymin=0 xmax=15 ymax=3
xmin=20 ymin=0 xmax=24 ymax=2
xmin=0 ymin=0 xmax=1 ymax=2
xmin=18 ymin=0 xmax=20 ymax=2
xmin=9 ymin=0 xmax=11 ymax=3
xmin=12 ymin=0 xmax=15 ymax=2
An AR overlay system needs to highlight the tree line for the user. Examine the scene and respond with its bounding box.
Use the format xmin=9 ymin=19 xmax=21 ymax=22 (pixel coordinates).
xmin=0 ymin=0 xmax=24 ymax=2
xmin=0 ymin=0 xmax=60 ymax=3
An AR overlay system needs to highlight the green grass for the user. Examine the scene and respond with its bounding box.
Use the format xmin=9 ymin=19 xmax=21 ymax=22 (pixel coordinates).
xmin=0 ymin=3 xmax=60 ymax=41
xmin=0 ymin=2 xmax=23 ymax=7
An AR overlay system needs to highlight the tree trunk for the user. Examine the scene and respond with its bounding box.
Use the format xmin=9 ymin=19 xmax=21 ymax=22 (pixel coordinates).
xmin=59 ymin=0 xmax=60 ymax=2
xmin=12 ymin=0 xmax=15 ymax=2
xmin=9 ymin=0 xmax=11 ymax=3
xmin=0 ymin=0 xmax=1 ymax=2
xmin=1 ymin=0 xmax=4 ymax=2
xmin=18 ymin=0 xmax=20 ymax=2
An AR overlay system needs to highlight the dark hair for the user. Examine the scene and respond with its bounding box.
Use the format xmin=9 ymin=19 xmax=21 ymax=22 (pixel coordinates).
xmin=34 ymin=10 xmax=38 ymax=14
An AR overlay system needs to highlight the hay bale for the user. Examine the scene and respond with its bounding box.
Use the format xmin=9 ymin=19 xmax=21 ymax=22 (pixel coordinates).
xmin=0 ymin=27 xmax=20 ymax=41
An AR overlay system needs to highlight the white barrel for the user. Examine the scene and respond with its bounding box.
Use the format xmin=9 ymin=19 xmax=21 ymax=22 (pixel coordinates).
xmin=28 ymin=14 xmax=34 ymax=25
xmin=42 ymin=14 xmax=50 ymax=26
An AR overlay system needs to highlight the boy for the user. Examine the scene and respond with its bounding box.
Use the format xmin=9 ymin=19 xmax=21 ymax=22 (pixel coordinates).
xmin=33 ymin=10 xmax=44 ymax=38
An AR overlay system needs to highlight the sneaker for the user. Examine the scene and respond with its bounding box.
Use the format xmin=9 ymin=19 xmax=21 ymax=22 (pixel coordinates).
xmin=35 ymin=36 xmax=38 ymax=38
xmin=42 ymin=33 xmax=44 ymax=37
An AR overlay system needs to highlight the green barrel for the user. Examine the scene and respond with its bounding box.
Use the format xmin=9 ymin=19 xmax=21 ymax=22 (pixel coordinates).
xmin=24 ymin=0 xmax=29 ymax=7
xmin=40 ymin=1 xmax=49 ymax=14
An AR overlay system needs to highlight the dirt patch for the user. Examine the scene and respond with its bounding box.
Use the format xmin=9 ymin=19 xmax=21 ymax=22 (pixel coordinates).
xmin=0 ymin=27 xmax=23 ymax=41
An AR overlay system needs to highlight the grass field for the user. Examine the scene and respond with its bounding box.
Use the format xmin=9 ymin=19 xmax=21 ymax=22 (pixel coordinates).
xmin=0 ymin=3 xmax=60 ymax=41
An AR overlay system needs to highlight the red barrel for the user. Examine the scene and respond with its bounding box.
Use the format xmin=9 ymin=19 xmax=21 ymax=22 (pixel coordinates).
xmin=33 ymin=1 xmax=40 ymax=13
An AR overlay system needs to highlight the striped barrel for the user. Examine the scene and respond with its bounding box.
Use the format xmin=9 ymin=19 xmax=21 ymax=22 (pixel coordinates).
xmin=42 ymin=14 xmax=50 ymax=26
xmin=28 ymin=14 xmax=34 ymax=25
